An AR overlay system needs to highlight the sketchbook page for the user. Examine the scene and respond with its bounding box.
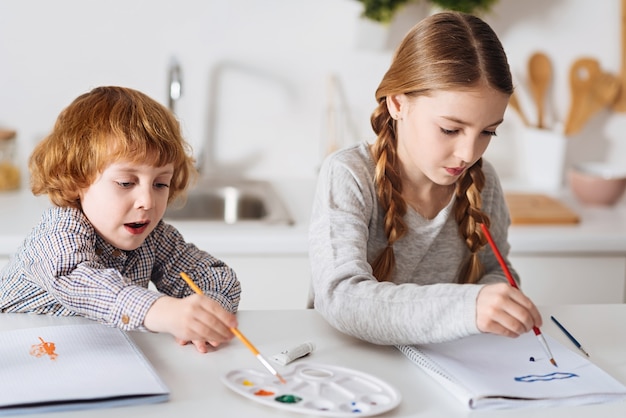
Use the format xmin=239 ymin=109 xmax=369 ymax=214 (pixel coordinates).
xmin=396 ymin=344 xmax=473 ymax=406
xmin=397 ymin=332 xmax=626 ymax=410
xmin=0 ymin=323 xmax=169 ymax=413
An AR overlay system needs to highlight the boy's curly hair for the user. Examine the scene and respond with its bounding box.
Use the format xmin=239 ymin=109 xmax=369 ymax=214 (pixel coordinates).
xmin=29 ymin=86 xmax=197 ymax=209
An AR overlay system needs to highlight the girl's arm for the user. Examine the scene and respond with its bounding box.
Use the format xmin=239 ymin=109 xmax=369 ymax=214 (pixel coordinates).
xmin=309 ymin=150 xmax=482 ymax=345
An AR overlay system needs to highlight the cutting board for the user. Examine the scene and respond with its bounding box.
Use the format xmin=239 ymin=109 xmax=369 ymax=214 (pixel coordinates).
xmin=504 ymin=193 xmax=580 ymax=225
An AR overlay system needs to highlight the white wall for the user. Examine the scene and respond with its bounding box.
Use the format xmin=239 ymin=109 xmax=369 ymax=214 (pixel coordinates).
xmin=1 ymin=0 xmax=625 ymax=184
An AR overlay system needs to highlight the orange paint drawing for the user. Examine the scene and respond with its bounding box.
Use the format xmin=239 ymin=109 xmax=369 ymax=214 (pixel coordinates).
xmin=29 ymin=336 xmax=58 ymax=360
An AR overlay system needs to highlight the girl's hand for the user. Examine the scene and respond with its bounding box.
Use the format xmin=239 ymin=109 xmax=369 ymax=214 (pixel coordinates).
xmin=475 ymin=282 xmax=542 ymax=337
xmin=144 ymin=294 xmax=238 ymax=353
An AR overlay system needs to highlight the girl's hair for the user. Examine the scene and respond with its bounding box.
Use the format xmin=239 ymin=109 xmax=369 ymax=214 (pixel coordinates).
xmin=29 ymin=86 xmax=197 ymax=209
xmin=369 ymin=12 xmax=513 ymax=283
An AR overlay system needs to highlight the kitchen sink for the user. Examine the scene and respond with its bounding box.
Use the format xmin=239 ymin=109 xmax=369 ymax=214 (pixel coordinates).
xmin=165 ymin=178 xmax=293 ymax=225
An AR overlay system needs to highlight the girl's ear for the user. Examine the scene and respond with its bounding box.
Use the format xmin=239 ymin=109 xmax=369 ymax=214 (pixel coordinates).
xmin=385 ymin=94 xmax=406 ymax=120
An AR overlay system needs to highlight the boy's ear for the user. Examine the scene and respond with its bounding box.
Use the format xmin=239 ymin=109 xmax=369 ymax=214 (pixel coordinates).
xmin=74 ymin=190 xmax=83 ymax=205
xmin=385 ymin=94 xmax=406 ymax=120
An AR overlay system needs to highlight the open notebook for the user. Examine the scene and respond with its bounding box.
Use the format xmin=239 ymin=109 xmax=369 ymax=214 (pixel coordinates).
xmin=397 ymin=332 xmax=626 ymax=410
xmin=0 ymin=323 xmax=169 ymax=415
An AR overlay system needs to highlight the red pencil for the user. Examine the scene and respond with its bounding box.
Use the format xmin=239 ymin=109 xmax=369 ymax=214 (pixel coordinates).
xmin=480 ymin=223 xmax=558 ymax=367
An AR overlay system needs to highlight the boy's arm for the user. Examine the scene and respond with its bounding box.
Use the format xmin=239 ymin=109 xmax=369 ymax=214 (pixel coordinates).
xmin=149 ymin=221 xmax=241 ymax=313
xmin=10 ymin=207 xmax=161 ymax=330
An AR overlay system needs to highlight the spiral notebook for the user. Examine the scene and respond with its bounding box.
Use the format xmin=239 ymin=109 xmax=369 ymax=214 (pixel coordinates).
xmin=0 ymin=323 xmax=169 ymax=415
xmin=397 ymin=332 xmax=626 ymax=410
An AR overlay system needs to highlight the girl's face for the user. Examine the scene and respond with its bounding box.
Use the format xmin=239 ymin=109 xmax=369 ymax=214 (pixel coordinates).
xmin=389 ymin=86 xmax=509 ymax=188
xmin=79 ymin=161 xmax=174 ymax=251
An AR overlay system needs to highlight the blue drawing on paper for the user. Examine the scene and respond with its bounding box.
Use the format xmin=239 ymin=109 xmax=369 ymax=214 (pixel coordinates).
xmin=514 ymin=372 xmax=579 ymax=383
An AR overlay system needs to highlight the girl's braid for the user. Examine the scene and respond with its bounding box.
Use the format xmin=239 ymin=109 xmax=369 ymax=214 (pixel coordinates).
xmin=454 ymin=159 xmax=490 ymax=284
xmin=370 ymin=100 xmax=407 ymax=282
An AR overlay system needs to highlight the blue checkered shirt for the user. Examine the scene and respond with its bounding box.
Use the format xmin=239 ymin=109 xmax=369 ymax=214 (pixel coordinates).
xmin=0 ymin=206 xmax=241 ymax=331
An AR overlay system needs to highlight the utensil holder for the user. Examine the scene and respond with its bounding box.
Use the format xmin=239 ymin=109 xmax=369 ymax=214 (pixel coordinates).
xmin=519 ymin=127 xmax=567 ymax=191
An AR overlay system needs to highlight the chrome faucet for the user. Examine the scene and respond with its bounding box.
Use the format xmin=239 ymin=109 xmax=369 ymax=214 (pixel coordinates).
xmin=167 ymin=58 xmax=182 ymax=114
xmin=201 ymin=60 xmax=296 ymax=177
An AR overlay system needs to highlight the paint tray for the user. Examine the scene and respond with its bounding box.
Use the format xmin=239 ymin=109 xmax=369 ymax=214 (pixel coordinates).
xmin=222 ymin=362 xmax=401 ymax=416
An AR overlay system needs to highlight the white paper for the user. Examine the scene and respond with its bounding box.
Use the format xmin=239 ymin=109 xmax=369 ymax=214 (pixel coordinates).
xmin=397 ymin=332 xmax=626 ymax=410
xmin=0 ymin=323 xmax=169 ymax=414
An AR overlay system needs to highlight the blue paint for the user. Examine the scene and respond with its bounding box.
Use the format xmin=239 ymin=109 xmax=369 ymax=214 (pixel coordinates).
xmin=514 ymin=372 xmax=579 ymax=382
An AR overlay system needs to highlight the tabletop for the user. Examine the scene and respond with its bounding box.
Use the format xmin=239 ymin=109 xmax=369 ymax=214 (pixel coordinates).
xmin=2 ymin=305 xmax=626 ymax=417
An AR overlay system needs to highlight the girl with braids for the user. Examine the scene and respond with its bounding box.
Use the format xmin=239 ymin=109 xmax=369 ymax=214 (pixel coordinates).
xmin=308 ymin=12 xmax=542 ymax=345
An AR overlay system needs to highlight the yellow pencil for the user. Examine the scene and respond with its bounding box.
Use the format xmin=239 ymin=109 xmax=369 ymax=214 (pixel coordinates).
xmin=179 ymin=272 xmax=286 ymax=384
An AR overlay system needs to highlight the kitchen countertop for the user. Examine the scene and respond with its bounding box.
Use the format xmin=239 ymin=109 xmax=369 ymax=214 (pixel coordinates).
xmin=2 ymin=180 xmax=626 ymax=257
xmin=506 ymin=192 xmax=626 ymax=254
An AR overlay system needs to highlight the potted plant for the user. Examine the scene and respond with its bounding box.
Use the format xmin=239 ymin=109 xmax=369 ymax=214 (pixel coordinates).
xmin=356 ymin=0 xmax=499 ymax=24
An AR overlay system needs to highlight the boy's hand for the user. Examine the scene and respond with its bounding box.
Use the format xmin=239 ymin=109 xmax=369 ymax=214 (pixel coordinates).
xmin=144 ymin=294 xmax=238 ymax=353
xmin=174 ymin=337 xmax=221 ymax=353
xmin=476 ymin=282 xmax=542 ymax=338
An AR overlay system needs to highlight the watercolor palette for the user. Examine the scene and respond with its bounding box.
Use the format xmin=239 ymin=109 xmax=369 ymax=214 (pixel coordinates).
xmin=222 ymin=362 xmax=401 ymax=416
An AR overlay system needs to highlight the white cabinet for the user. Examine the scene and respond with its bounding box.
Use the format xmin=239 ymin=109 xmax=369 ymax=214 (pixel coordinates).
xmin=223 ymin=252 xmax=626 ymax=308
xmin=1 ymin=252 xmax=311 ymax=310
xmin=216 ymin=254 xmax=311 ymax=311
xmin=509 ymin=254 xmax=626 ymax=305
xmin=0 ymin=254 xmax=311 ymax=310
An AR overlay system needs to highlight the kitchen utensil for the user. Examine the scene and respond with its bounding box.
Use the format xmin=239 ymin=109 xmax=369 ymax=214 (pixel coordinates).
xmin=504 ymin=193 xmax=579 ymax=225
xmin=612 ymin=0 xmax=626 ymax=112
xmin=508 ymin=92 xmax=531 ymax=126
xmin=528 ymin=52 xmax=552 ymax=129
xmin=520 ymin=127 xmax=566 ymax=191
xmin=564 ymin=58 xmax=620 ymax=135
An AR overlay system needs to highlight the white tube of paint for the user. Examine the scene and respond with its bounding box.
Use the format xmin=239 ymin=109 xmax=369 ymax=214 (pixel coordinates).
xmin=271 ymin=342 xmax=316 ymax=365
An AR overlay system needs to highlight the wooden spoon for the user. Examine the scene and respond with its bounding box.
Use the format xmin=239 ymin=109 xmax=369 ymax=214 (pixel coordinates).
xmin=528 ymin=52 xmax=552 ymax=129
xmin=590 ymin=72 xmax=621 ymax=112
xmin=564 ymin=58 xmax=620 ymax=136
xmin=612 ymin=0 xmax=626 ymax=111
xmin=508 ymin=92 xmax=530 ymax=126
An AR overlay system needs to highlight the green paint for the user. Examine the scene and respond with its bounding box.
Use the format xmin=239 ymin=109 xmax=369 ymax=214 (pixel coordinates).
xmin=274 ymin=394 xmax=302 ymax=404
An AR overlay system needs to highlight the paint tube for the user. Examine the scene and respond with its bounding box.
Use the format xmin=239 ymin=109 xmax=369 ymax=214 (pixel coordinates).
xmin=271 ymin=342 xmax=315 ymax=365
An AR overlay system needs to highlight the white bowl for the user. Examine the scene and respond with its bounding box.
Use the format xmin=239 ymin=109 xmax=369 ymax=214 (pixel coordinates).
xmin=568 ymin=162 xmax=626 ymax=206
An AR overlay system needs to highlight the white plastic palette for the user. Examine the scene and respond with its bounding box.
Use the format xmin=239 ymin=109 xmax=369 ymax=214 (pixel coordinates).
xmin=222 ymin=362 xmax=401 ymax=417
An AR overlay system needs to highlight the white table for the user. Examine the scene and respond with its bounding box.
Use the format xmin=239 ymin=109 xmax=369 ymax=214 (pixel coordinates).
xmin=3 ymin=305 xmax=626 ymax=417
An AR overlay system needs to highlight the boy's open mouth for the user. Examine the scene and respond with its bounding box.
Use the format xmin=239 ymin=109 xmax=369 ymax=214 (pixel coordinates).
xmin=124 ymin=221 xmax=150 ymax=235
xmin=126 ymin=222 xmax=147 ymax=229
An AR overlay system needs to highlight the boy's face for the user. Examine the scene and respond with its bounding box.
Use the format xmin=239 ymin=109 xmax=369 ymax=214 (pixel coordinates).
xmin=78 ymin=161 xmax=174 ymax=251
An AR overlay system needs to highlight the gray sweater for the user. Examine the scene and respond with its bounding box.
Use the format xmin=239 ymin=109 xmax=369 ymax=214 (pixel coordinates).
xmin=308 ymin=142 xmax=516 ymax=345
